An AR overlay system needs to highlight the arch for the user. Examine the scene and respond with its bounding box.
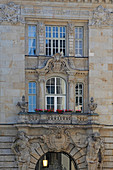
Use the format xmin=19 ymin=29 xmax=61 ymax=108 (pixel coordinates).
xmin=35 ymin=152 xmax=78 ymax=170
xmin=29 ymin=142 xmax=87 ymax=170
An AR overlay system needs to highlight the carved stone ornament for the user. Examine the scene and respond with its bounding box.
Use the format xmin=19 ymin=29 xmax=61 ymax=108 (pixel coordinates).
xmin=41 ymin=128 xmax=71 ymax=152
xmin=45 ymin=53 xmax=69 ymax=74
xmin=17 ymin=95 xmax=28 ymax=113
xmin=86 ymin=132 xmax=104 ymax=170
xmin=0 ymin=2 xmax=24 ymax=24
xmin=70 ymin=132 xmax=87 ymax=148
xmin=88 ymin=97 xmax=97 ymax=113
xmin=90 ymin=5 xmax=111 ymax=26
xmin=68 ymin=22 xmax=74 ymax=34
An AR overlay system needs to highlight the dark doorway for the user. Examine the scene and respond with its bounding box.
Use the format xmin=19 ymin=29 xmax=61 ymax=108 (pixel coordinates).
xmin=35 ymin=152 xmax=78 ymax=170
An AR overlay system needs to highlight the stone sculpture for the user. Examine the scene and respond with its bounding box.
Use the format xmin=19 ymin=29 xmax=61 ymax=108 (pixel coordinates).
xmin=11 ymin=131 xmax=30 ymax=170
xmin=17 ymin=95 xmax=28 ymax=113
xmin=88 ymin=97 xmax=97 ymax=113
xmin=86 ymin=132 xmax=104 ymax=170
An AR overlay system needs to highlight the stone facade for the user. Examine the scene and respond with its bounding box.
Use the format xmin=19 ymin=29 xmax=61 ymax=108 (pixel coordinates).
xmin=0 ymin=0 xmax=113 ymax=169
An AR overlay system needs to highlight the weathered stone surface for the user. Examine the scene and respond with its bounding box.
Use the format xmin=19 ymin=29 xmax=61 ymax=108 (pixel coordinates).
xmin=0 ymin=0 xmax=113 ymax=169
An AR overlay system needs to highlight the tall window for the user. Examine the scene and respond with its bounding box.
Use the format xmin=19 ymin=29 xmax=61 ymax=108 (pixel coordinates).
xmin=75 ymin=83 xmax=83 ymax=112
xmin=46 ymin=77 xmax=66 ymax=112
xmin=28 ymin=25 xmax=36 ymax=55
xmin=45 ymin=26 xmax=66 ymax=56
xmin=75 ymin=27 xmax=83 ymax=57
xmin=28 ymin=82 xmax=36 ymax=112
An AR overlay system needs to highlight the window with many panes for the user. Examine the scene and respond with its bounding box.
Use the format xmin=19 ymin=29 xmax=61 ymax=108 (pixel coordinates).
xmin=28 ymin=82 xmax=36 ymax=112
xmin=46 ymin=77 xmax=66 ymax=112
xmin=75 ymin=83 xmax=83 ymax=112
xmin=28 ymin=25 xmax=36 ymax=55
xmin=75 ymin=27 xmax=83 ymax=57
xmin=45 ymin=26 xmax=66 ymax=56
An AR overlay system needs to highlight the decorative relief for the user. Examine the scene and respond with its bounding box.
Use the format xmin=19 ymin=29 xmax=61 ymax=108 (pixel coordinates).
xmin=0 ymin=2 xmax=24 ymax=24
xmin=12 ymin=130 xmax=104 ymax=170
xmin=90 ymin=5 xmax=111 ymax=26
xmin=68 ymin=22 xmax=74 ymax=34
xmin=86 ymin=132 xmax=104 ymax=170
xmin=41 ymin=128 xmax=71 ymax=152
xmin=45 ymin=53 xmax=69 ymax=74
xmin=38 ymin=22 xmax=45 ymax=35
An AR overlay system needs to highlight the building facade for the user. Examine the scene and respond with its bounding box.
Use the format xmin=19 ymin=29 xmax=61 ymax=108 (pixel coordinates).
xmin=0 ymin=0 xmax=113 ymax=169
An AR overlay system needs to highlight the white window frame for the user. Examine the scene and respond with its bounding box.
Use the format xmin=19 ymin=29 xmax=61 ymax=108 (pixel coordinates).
xmin=28 ymin=25 xmax=37 ymax=55
xmin=45 ymin=26 xmax=66 ymax=56
xmin=45 ymin=77 xmax=66 ymax=112
xmin=28 ymin=82 xmax=36 ymax=112
xmin=75 ymin=83 xmax=84 ymax=112
xmin=75 ymin=27 xmax=84 ymax=57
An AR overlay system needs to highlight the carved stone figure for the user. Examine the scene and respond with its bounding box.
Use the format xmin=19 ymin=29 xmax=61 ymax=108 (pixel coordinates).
xmin=90 ymin=5 xmax=111 ymax=26
xmin=11 ymin=131 xmax=30 ymax=170
xmin=88 ymin=97 xmax=97 ymax=113
xmin=0 ymin=2 xmax=24 ymax=24
xmin=17 ymin=95 xmax=28 ymax=113
xmin=86 ymin=132 xmax=104 ymax=170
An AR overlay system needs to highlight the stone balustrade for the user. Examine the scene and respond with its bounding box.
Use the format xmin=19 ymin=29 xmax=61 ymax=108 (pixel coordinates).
xmin=18 ymin=112 xmax=99 ymax=125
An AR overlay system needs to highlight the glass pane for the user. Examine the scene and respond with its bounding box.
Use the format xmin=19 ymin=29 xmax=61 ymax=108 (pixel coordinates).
xmin=51 ymin=78 xmax=55 ymax=85
xmin=51 ymin=97 xmax=54 ymax=104
xmin=51 ymin=86 xmax=55 ymax=94
xmin=79 ymin=84 xmax=82 ymax=89
xmin=47 ymin=97 xmax=50 ymax=104
xmin=46 ymin=79 xmax=50 ymax=85
xmin=56 ymin=78 xmax=60 ymax=85
xmin=57 ymin=97 xmax=62 ymax=104
xmin=56 ymin=86 xmax=61 ymax=94
xmin=46 ymin=86 xmax=50 ymax=94
xmin=57 ymin=97 xmax=65 ymax=110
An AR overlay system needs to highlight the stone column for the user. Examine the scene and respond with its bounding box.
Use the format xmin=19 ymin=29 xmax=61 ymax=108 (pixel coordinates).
xmin=68 ymin=22 xmax=74 ymax=56
xmin=68 ymin=78 xmax=75 ymax=111
xmin=39 ymin=76 xmax=45 ymax=110
xmin=38 ymin=21 xmax=45 ymax=55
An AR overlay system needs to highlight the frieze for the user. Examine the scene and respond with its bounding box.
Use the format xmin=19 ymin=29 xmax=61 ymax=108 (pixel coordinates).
xmin=22 ymin=7 xmax=89 ymax=19
xmin=0 ymin=2 xmax=24 ymax=24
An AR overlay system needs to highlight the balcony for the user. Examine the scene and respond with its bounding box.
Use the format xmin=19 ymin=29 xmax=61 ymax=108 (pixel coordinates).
xmin=18 ymin=112 xmax=99 ymax=125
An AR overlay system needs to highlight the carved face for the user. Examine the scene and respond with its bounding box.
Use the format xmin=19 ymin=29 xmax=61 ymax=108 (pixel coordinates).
xmin=18 ymin=131 xmax=25 ymax=140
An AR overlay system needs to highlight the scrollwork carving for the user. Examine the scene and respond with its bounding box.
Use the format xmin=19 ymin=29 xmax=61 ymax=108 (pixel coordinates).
xmin=45 ymin=53 xmax=69 ymax=73
xmin=0 ymin=2 xmax=24 ymax=24
xmin=41 ymin=128 xmax=71 ymax=152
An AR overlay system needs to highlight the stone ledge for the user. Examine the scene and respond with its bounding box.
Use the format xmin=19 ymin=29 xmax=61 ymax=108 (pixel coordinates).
xmin=18 ymin=112 xmax=99 ymax=125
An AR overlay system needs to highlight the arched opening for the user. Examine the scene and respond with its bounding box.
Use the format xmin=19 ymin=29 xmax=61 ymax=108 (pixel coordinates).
xmin=35 ymin=152 xmax=78 ymax=170
xmin=46 ymin=77 xmax=66 ymax=112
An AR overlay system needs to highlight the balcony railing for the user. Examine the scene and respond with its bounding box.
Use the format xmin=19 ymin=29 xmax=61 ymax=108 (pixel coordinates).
xmin=18 ymin=112 xmax=99 ymax=125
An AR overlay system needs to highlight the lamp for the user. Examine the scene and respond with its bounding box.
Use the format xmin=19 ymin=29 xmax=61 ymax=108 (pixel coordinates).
xmin=43 ymin=155 xmax=48 ymax=168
